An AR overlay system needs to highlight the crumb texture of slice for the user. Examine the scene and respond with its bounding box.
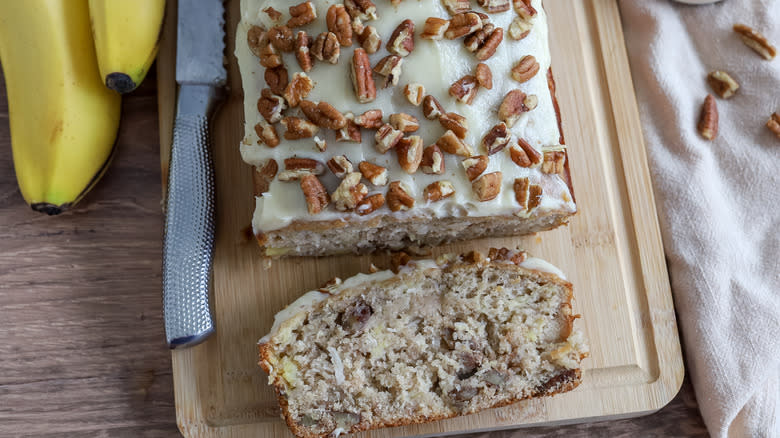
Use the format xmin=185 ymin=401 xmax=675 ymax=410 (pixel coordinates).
xmin=258 ymin=252 xmax=588 ymax=438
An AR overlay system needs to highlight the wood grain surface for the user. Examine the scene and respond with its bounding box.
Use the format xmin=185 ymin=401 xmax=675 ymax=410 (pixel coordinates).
xmin=0 ymin=37 xmax=705 ymax=438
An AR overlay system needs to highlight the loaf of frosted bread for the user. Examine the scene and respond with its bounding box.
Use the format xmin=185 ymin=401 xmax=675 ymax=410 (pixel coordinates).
xmin=237 ymin=0 xmax=575 ymax=256
xmin=258 ymin=248 xmax=588 ymax=438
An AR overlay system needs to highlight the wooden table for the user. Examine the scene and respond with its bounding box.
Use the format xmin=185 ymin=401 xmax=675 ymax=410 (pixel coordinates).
xmin=0 ymin=70 xmax=709 ymax=437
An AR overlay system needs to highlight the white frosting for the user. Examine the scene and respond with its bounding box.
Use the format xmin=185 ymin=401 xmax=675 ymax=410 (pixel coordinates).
xmin=237 ymin=0 xmax=575 ymax=234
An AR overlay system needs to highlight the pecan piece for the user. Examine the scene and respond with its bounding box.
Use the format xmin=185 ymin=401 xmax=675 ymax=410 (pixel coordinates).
xmin=257 ymin=89 xmax=287 ymax=124
xmin=358 ymin=161 xmax=388 ymax=186
xmin=356 ymin=24 xmax=382 ymax=53
xmin=421 ymin=145 xmax=445 ymax=174
xmin=373 ymin=55 xmax=404 ymax=88
xmin=278 ymin=157 xmax=326 ymax=181
xmin=355 ymin=109 xmax=383 ymax=129
xmin=284 ymin=72 xmax=313 ymax=107
xmin=439 ymin=112 xmax=469 ymax=139
xmin=344 ymin=0 xmax=377 ymax=21
xmin=312 ymin=32 xmax=340 ymax=64
xmin=389 ymin=113 xmax=420 ymax=133
xmin=768 ymin=113 xmax=780 ymax=139
xmin=511 ymin=55 xmax=540 ymax=83
xmin=541 ymin=148 xmax=567 ymax=175
xmin=499 ymin=90 xmax=535 ymax=127
xmin=253 ymin=159 xmax=278 ymax=196
xmin=509 ymin=138 xmax=542 ymax=167
xmin=421 ymin=17 xmax=450 ymax=40
xmin=387 ymin=19 xmax=415 ymax=57
xmin=328 ymin=155 xmax=354 ymax=178
xmin=404 ymin=83 xmax=426 ymax=106
xmin=300 ymin=174 xmax=330 ymax=214
xmin=299 ymin=100 xmax=347 ymax=129
xmin=356 ymin=194 xmax=385 ymax=216
xmin=387 ymin=181 xmax=415 ymax=211
xmin=295 ymin=31 xmax=313 ymax=72
xmin=288 ymin=2 xmax=317 ymax=28
xmin=313 ymin=136 xmax=327 ymax=152
xmin=475 ymin=63 xmax=493 ymax=89
xmin=442 ymin=0 xmax=471 ymax=15
xmin=697 ymin=94 xmax=718 ymax=141
xmin=281 ymin=117 xmax=319 ymax=140
xmin=472 ymin=171 xmax=502 ymax=201
xmin=462 ymin=155 xmax=488 ymax=181
xmin=265 ymin=65 xmax=289 ymax=96
xmin=513 ymin=0 xmax=537 ymax=19
xmin=707 ymin=71 xmax=739 ymax=99
xmin=424 ymin=181 xmax=456 ymax=202
xmin=423 ymin=95 xmax=446 ymax=120
xmin=449 ymin=75 xmax=479 ymax=105
xmin=351 ymin=49 xmax=377 ymax=103
xmin=263 ymin=7 xmax=282 ymax=22
xmin=514 ymin=178 xmax=542 ymax=215
xmin=254 ymin=122 xmax=280 ymax=147
xmin=509 ymin=16 xmax=533 ymax=40
xmin=397 ymin=135 xmax=424 ymax=173
xmin=336 ymin=113 xmax=362 ymax=143
xmin=482 ymin=122 xmax=511 ymax=155
xmin=268 ymin=25 xmax=295 ymax=52
xmin=734 ymin=24 xmax=776 ymax=60
xmin=252 ymin=28 xmax=282 ymax=68
xmin=477 ymin=0 xmax=510 ymax=13
xmin=445 ymin=12 xmax=483 ymax=39
xmin=436 ymin=130 xmax=473 ymax=156
xmin=332 ymin=172 xmax=368 ymax=211
xmin=247 ymin=25 xmax=267 ymax=58
xmin=327 ymin=5 xmax=353 ymax=46
xmin=375 ymin=124 xmax=404 ymax=153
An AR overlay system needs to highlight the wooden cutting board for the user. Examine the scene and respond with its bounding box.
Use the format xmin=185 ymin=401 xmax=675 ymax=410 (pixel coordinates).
xmin=157 ymin=0 xmax=684 ymax=436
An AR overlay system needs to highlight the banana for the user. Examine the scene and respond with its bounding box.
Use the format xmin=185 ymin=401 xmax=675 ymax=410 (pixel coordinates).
xmin=0 ymin=0 xmax=121 ymax=215
xmin=89 ymin=0 xmax=166 ymax=93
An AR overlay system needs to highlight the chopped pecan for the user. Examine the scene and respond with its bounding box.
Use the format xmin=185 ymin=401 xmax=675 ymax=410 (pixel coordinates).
xmin=423 ymin=181 xmax=456 ymax=202
xmin=281 ymin=117 xmax=319 ymax=140
xmin=421 ymin=145 xmax=445 ymax=174
xmin=356 ymin=24 xmax=382 ymax=53
xmin=477 ymin=0 xmax=510 ymax=13
xmin=387 ymin=181 xmax=415 ymax=211
xmin=488 ymin=247 xmax=527 ymax=265
xmin=356 ymin=193 xmax=385 ymax=216
xmin=509 ymin=16 xmax=533 ymax=40
xmin=436 ymin=130 xmax=473 ymax=156
xmin=396 ymin=136 xmax=424 ymax=173
xmin=344 ymin=0 xmax=377 ymax=21
xmin=299 ymin=100 xmax=347 ymax=129
xmin=300 ymin=174 xmax=330 ymax=214
xmin=257 ymin=89 xmax=287 ymax=124
xmin=449 ymin=75 xmax=479 ymax=105
xmin=375 ymin=124 xmax=404 ymax=153
xmin=355 ymin=109 xmax=383 ymax=128
xmin=767 ymin=113 xmax=780 ymax=139
xmin=358 ymin=161 xmax=388 ymax=186
xmin=404 ymin=83 xmax=426 ymax=106
xmin=327 ymin=5 xmax=353 ymax=46
xmin=373 ymin=55 xmax=404 ymax=88
xmin=439 ymin=112 xmax=469 ymax=139
xmin=462 ymin=155 xmax=488 ymax=181
xmin=513 ymin=0 xmax=537 ymax=19
xmin=511 ymin=55 xmax=540 ymax=83
xmin=733 ymin=24 xmax=776 ymax=60
xmin=697 ymin=94 xmax=718 ymax=141
xmin=475 ymin=63 xmax=493 ymax=89
xmin=351 ymin=49 xmax=377 ymax=103
xmin=387 ymin=19 xmax=415 ymax=57
xmin=509 ymin=138 xmax=542 ymax=167
xmin=332 ymin=172 xmax=368 ymax=211
xmin=337 ymin=113 xmax=362 ymax=143
xmin=264 ymin=65 xmax=289 ymax=95
xmin=295 ymin=31 xmax=313 ymax=72
xmin=472 ymin=171 xmax=502 ymax=201
xmin=328 ymin=155 xmax=354 ymax=178
xmin=541 ymin=148 xmax=566 ymax=175
xmin=263 ymin=7 xmax=282 ymax=22
xmin=278 ymin=157 xmax=326 ymax=181
xmin=707 ymin=71 xmax=740 ymax=99
xmin=423 ymin=95 xmax=446 ymax=120
xmin=482 ymin=123 xmax=511 ymax=155
xmin=288 ymin=2 xmax=317 ymax=28
xmin=442 ymin=0 xmax=471 ymax=15
xmin=390 ymin=251 xmax=411 ymax=273
xmin=445 ymin=12 xmax=483 ymax=39
xmin=389 ymin=113 xmax=420 ymax=133
xmin=499 ymin=89 xmax=533 ymax=127
xmin=254 ymin=122 xmax=280 ymax=147
xmin=421 ymin=17 xmax=450 ymax=40
xmin=514 ymin=178 xmax=542 ymax=214
xmin=247 ymin=25 xmax=267 ymax=57
xmin=313 ymin=136 xmax=327 ymax=152
xmin=284 ymin=72 xmax=314 ymax=107
xmin=312 ymin=32 xmax=340 ymax=64
xmin=268 ymin=25 xmax=295 ymax=52
xmin=253 ymin=159 xmax=278 ymax=196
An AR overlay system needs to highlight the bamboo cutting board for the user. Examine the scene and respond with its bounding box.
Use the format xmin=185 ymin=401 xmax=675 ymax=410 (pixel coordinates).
xmin=157 ymin=0 xmax=685 ymax=436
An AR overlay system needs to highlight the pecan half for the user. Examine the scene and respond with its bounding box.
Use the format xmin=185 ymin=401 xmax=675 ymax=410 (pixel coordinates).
xmin=312 ymin=32 xmax=340 ymax=64
xmin=423 ymin=95 xmax=446 ymax=120
xmin=253 ymin=28 xmax=282 ymax=68
xmin=281 ymin=117 xmax=319 ymax=140
xmin=373 ymin=55 xmax=404 ymax=88
xmin=257 ymin=89 xmax=288 ymax=124
xmin=263 ymin=7 xmax=282 ymax=22
xmin=442 ymin=0 xmax=471 ymax=15
xmin=355 ymin=109 xmax=383 ymax=129
xmin=336 ymin=113 xmax=362 ymax=143
xmin=477 ymin=0 xmax=510 ymax=13
xmin=472 ymin=171 xmax=502 ymax=201
xmin=300 ymin=100 xmax=347 ymax=129
xmin=449 ymin=75 xmax=479 ymax=105
xmin=439 ymin=112 xmax=469 ymax=139
xmin=513 ymin=0 xmax=537 ymax=19
xmin=697 ymin=94 xmax=718 ymax=141
xmin=421 ymin=17 xmax=450 ymax=40
xmin=288 ymin=2 xmax=317 ymax=28
xmin=295 ymin=31 xmax=313 ymax=72
xmin=707 ymin=71 xmax=739 ymax=99
xmin=327 ymin=5 xmax=353 ymax=46
xmin=499 ymin=89 xmax=534 ymax=127
xmin=356 ymin=193 xmax=385 ymax=216
xmin=387 ymin=19 xmax=415 ymax=57
xmin=424 ymin=181 xmax=456 ymax=202
xmin=344 ymin=0 xmax=377 ymax=21
xmin=421 ymin=145 xmax=445 ymax=174
xmin=328 ymin=155 xmax=354 ymax=178
xmin=767 ymin=113 xmax=780 ymax=139
xmin=351 ymin=49 xmax=377 ymax=103
xmin=541 ymin=149 xmax=566 ymax=175
xmin=436 ymin=130 xmax=473 ymax=156
xmin=253 ymin=159 xmax=278 ymax=196
xmin=465 ymin=24 xmax=503 ymax=61
xmin=255 ymin=122 xmax=280 ymax=147
xmin=509 ymin=138 xmax=542 ymax=167
xmin=482 ymin=122 xmax=511 ymax=155
xmin=284 ymin=72 xmax=314 ymax=107
xmin=268 ymin=25 xmax=295 ymax=52
xmin=509 ymin=16 xmax=533 ymax=40
xmin=389 ymin=113 xmax=420 ymax=133
xmin=404 ymin=83 xmax=426 ymax=106
xmin=300 ymin=174 xmax=330 ymax=214
xmin=445 ymin=12 xmax=483 ymax=39
xmin=375 ymin=124 xmax=404 ymax=153
xmin=332 ymin=172 xmax=368 ymax=211
xmin=356 ymin=24 xmax=382 ymax=53
xmin=358 ymin=161 xmax=388 ymax=186
xmin=511 ymin=55 xmax=540 ymax=83
xmin=387 ymin=181 xmax=415 ymax=211
xmin=278 ymin=157 xmax=326 ymax=181
xmin=734 ymin=24 xmax=776 ymax=60
xmin=475 ymin=63 xmax=493 ymax=89
xmin=462 ymin=155 xmax=488 ymax=181
xmin=265 ymin=66 xmax=289 ymax=95
xmin=397 ymin=136 xmax=424 ymax=173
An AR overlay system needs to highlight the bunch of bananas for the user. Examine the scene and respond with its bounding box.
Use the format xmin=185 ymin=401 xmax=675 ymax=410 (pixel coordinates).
xmin=0 ymin=0 xmax=165 ymax=214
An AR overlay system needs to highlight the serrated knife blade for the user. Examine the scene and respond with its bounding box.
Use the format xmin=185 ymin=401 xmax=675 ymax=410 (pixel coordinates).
xmin=163 ymin=0 xmax=226 ymax=349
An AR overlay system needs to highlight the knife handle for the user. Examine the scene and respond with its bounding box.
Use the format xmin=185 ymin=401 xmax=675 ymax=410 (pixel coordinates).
xmin=163 ymin=84 xmax=221 ymax=349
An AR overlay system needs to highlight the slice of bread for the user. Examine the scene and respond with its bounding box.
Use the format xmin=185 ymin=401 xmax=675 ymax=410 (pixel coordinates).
xmin=258 ymin=249 xmax=588 ymax=438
